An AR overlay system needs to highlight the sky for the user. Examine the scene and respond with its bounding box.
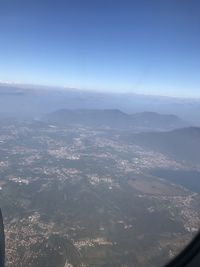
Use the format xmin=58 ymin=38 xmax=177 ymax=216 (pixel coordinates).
xmin=0 ymin=0 xmax=200 ymax=97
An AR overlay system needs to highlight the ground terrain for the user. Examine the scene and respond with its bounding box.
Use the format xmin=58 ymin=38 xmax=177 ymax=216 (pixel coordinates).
xmin=0 ymin=118 xmax=200 ymax=267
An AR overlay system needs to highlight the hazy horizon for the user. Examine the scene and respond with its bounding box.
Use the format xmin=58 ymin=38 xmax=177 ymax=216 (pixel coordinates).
xmin=1 ymin=81 xmax=200 ymax=100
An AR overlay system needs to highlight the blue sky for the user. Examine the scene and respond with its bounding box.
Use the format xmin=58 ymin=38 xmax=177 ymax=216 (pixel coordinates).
xmin=0 ymin=0 xmax=200 ymax=97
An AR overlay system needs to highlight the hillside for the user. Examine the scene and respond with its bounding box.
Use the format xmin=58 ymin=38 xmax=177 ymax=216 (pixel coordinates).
xmin=128 ymin=127 xmax=200 ymax=164
xmin=131 ymin=112 xmax=187 ymax=130
xmin=45 ymin=109 xmax=187 ymax=131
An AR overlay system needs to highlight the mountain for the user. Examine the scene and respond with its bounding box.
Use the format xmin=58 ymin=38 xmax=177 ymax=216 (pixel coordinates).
xmin=127 ymin=127 xmax=200 ymax=163
xmin=130 ymin=112 xmax=187 ymax=130
xmin=44 ymin=109 xmax=188 ymax=131
xmin=45 ymin=109 xmax=131 ymax=128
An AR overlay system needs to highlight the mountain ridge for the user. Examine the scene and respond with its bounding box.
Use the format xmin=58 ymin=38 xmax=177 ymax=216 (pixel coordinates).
xmin=44 ymin=109 xmax=188 ymax=131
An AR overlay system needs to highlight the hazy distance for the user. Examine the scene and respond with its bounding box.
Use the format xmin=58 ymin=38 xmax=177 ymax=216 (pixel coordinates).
xmin=1 ymin=83 xmax=200 ymax=126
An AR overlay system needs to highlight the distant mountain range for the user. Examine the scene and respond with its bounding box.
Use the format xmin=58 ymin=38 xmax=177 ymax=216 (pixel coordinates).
xmin=45 ymin=109 xmax=188 ymax=131
xmin=127 ymin=127 xmax=200 ymax=164
xmin=1 ymin=83 xmax=200 ymax=125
